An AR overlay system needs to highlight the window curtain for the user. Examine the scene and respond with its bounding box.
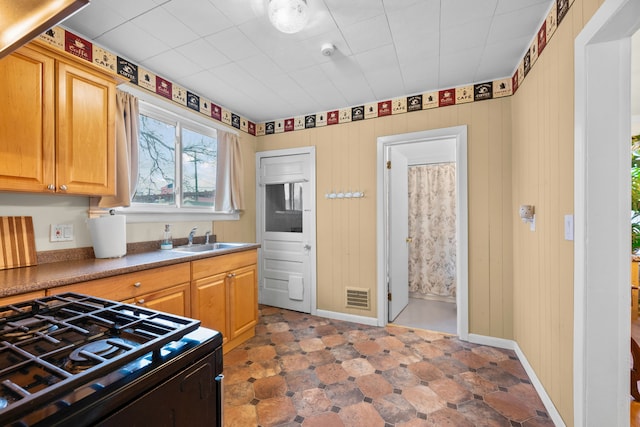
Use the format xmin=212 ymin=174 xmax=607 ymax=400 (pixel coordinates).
xmin=215 ymin=131 xmax=244 ymax=212
xmin=407 ymin=163 xmax=457 ymax=300
xmin=98 ymin=90 xmax=139 ymax=208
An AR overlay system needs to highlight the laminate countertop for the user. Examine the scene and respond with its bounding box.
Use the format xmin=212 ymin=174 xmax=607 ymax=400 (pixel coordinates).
xmin=0 ymin=244 xmax=260 ymax=298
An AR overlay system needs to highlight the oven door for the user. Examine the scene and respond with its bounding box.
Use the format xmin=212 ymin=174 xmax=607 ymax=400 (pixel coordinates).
xmin=97 ymin=351 xmax=222 ymax=427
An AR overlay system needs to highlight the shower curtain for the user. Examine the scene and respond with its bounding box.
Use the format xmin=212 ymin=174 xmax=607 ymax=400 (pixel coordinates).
xmin=407 ymin=163 xmax=457 ymax=301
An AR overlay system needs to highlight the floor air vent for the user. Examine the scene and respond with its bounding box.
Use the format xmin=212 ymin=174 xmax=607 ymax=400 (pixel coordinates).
xmin=346 ymin=287 xmax=370 ymax=310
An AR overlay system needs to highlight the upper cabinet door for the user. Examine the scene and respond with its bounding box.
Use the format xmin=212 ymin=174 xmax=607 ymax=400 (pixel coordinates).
xmin=56 ymin=60 xmax=116 ymax=196
xmin=0 ymin=45 xmax=55 ymax=192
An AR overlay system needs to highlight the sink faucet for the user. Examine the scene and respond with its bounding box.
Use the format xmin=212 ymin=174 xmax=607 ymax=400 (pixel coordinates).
xmin=188 ymin=227 xmax=197 ymax=246
xmin=205 ymin=231 xmax=211 ymax=244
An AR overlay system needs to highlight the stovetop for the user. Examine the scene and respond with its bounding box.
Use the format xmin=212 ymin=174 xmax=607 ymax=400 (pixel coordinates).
xmin=0 ymin=292 xmax=201 ymax=421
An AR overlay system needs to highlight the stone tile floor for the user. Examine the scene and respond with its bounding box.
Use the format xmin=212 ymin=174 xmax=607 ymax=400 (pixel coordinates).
xmin=224 ymin=306 xmax=554 ymax=427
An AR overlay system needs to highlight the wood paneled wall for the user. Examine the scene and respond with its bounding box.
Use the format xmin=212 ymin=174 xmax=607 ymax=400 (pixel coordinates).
xmin=510 ymin=1 xmax=604 ymax=425
xmin=255 ymin=97 xmax=514 ymax=338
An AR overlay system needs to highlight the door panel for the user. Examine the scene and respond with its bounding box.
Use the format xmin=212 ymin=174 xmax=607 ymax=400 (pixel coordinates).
xmin=388 ymin=147 xmax=409 ymax=321
xmin=257 ymin=152 xmax=314 ymax=313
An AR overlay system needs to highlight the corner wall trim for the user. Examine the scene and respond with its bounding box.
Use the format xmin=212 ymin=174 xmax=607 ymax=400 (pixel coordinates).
xmin=468 ymin=334 xmax=566 ymax=427
xmin=315 ymin=309 xmax=379 ymax=327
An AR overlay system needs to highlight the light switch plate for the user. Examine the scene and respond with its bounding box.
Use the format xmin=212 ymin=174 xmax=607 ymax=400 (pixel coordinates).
xmin=564 ymin=215 xmax=574 ymax=240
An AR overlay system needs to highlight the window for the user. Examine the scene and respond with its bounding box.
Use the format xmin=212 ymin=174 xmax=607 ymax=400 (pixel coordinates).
xmin=265 ymin=182 xmax=303 ymax=232
xmin=133 ymin=102 xmax=218 ymax=210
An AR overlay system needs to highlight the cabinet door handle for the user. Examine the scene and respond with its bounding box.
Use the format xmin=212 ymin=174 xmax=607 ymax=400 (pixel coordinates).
xmin=133 ymin=282 xmax=141 ymax=288
xmin=47 ymin=184 xmax=56 ymax=191
xmin=59 ymin=184 xmax=68 ymax=191
xmin=227 ymin=273 xmax=235 ymax=278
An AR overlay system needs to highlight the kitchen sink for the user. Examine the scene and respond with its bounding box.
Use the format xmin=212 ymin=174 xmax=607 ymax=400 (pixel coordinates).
xmin=171 ymin=242 xmax=251 ymax=253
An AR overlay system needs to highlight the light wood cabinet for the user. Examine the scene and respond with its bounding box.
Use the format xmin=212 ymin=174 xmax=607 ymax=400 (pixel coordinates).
xmin=192 ymin=250 xmax=258 ymax=353
xmin=0 ymin=41 xmax=116 ymax=196
xmin=0 ymin=291 xmax=46 ymax=306
xmin=37 ymin=249 xmax=259 ymax=351
xmin=48 ymin=263 xmax=191 ymax=317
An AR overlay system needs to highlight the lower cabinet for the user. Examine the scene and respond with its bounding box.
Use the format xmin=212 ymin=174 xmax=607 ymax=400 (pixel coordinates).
xmin=0 ymin=291 xmax=46 ymax=306
xmin=47 ymin=263 xmax=191 ymax=318
xmin=39 ymin=249 xmax=258 ymax=353
xmin=122 ymin=283 xmax=191 ymax=317
xmin=191 ymin=249 xmax=258 ymax=353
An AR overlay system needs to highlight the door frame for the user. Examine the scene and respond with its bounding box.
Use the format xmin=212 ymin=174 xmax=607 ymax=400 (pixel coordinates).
xmin=376 ymin=125 xmax=469 ymax=340
xmin=574 ymin=0 xmax=640 ymax=424
xmin=255 ymin=146 xmax=317 ymax=316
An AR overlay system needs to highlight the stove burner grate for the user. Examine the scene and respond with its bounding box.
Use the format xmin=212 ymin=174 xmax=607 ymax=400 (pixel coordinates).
xmin=0 ymin=293 xmax=201 ymax=424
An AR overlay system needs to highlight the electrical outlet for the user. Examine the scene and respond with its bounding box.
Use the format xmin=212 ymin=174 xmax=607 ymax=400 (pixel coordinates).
xmin=50 ymin=224 xmax=74 ymax=242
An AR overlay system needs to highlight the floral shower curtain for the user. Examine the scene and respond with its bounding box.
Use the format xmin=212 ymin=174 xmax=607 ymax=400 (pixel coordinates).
xmin=407 ymin=163 xmax=457 ymax=301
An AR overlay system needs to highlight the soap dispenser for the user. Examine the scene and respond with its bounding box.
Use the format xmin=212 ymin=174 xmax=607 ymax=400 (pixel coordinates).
xmin=160 ymin=224 xmax=173 ymax=250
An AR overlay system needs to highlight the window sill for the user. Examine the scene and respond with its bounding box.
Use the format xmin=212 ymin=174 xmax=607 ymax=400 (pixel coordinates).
xmin=90 ymin=206 xmax=240 ymax=223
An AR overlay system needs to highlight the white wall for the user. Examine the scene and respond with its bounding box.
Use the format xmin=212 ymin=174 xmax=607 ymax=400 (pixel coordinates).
xmin=0 ymin=193 xmax=213 ymax=252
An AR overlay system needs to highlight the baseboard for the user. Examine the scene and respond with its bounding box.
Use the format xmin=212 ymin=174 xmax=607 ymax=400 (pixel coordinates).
xmin=468 ymin=334 xmax=566 ymax=427
xmin=315 ymin=309 xmax=379 ymax=326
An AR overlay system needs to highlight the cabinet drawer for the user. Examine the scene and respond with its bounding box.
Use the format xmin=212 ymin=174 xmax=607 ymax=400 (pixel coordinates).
xmin=48 ymin=263 xmax=190 ymax=302
xmin=0 ymin=291 xmax=46 ymax=306
xmin=192 ymin=250 xmax=257 ymax=280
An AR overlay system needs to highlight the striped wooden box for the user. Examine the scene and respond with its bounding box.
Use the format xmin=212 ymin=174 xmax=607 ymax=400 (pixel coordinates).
xmin=0 ymin=217 xmax=37 ymax=270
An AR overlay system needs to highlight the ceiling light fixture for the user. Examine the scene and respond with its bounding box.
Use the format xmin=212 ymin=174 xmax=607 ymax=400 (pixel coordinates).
xmin=267 ymin=0 xmax=309 ymax=34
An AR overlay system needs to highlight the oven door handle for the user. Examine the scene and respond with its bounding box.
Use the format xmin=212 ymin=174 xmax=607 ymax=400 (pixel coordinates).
xmin=215 ymin=374 xmax=224 ymax=427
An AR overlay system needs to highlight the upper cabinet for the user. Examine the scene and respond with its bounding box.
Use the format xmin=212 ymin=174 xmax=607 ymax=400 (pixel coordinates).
xmin=0 ymin=41 xmax=116 ymax=196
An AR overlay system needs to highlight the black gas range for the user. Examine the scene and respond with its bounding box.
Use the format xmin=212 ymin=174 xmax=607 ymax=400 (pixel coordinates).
xmin=0 ymin=292 xmax=223 ymax=426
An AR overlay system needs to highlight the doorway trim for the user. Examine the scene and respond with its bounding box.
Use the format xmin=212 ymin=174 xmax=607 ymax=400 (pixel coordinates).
xmin=376 ymin=125 xmax=469 ymax=340
xmin=574 ymin=0 xmax=640 ymax=424
xmin=255 ymin=146 xmax=317 ymax=316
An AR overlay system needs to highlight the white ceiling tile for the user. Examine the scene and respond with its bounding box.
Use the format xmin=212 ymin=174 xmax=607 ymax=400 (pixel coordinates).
xmin=163 ymin=0 xmax=233 ymax=37
xmin=386 ymin=0 xmax=440 ymax=43
xmin=100 ymin=0 xmax=163 ymax=20
xmin=321 ymin=58 xmax=376 ymax=105
xmin=341 ymin=14 xmax=393 ymax=54
xmin=402 ymin=61 xmax=440 ymax=94
xmin=95 ymin=22 xmax=168 ymax=62
xmin=204 ymin=27 xmax=261 ymax=61
xmin=141 ymin=49 xmax=203 ymax=81
xmin=475 ymin=36 xmax=531 ymax=80
xmin=487 ymin=3 xmax=551 ymax=44
xmin=237 ymin=54 xmax=284 ymax=78
xmin=289 ymin=65 xmax=328 ymax=88
xmin=132 ymin=7 xmax=199 ymax=48
xmin=208 ymin=0 xmax=264 ymax=25
xmin=365 ymin=66 xmax=405 ymax=100
xmin=175 ymin=39 xmax=231 ymax=70
xmin=441 ymin=0 xmax=498 ymax=28
xmin=61 ymin=3 xmax=125 ymax=39
xmin=354 ymin=45 xmax=399 ymax=72
xmin=323 ymin=0 xmax=385 ymax=27
xmin=440 ymin=18 xmax=493 ymax=53
xmin=438 ymin=48 xmax=484 ymax=88
xmin=495 ymin=0 xmax=552 ymax=15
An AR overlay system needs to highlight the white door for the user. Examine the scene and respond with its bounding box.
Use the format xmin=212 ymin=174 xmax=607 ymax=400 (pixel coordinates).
xmin=256 ymin=148 xmax=316 ymax=313
xmin=388 ymin=147 xmax=409 ymax=321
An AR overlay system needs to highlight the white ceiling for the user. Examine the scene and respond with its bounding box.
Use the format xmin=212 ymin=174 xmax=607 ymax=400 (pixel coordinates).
xmin=62 ymin=0 xmax=559 ymax=123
